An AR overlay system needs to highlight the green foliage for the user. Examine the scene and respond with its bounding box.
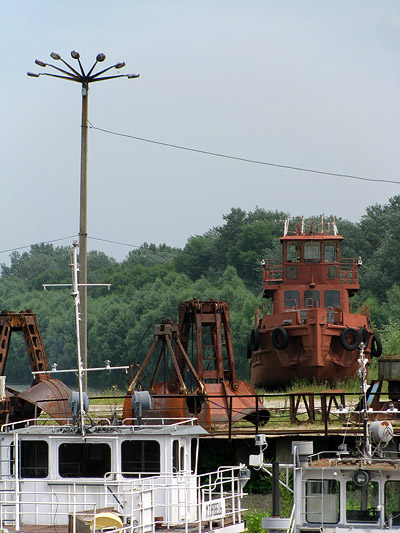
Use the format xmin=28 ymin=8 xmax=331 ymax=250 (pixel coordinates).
xmin=244 ymin=511 xmax=266 ymax=533
xmin=1 ymin=197 xmax=400 ymax=390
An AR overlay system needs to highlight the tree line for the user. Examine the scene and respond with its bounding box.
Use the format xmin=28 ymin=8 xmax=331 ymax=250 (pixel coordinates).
xmin=1 ymin=195 xmax=400 ymax=390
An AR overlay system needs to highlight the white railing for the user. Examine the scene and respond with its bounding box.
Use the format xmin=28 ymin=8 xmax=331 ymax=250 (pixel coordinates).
xmin=0 ymin=416 xmax=198 ymax=433
xmin=0 ymin=466 xmax=247 ymax=533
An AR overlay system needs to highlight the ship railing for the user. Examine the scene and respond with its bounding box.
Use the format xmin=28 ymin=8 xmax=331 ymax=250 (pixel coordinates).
xmin=0 ymin=417 xmax=75 ymax=432
xmin=261 ymin=299 xmax=368 ymax=318
xmin=103 ymin=466 xmax=247 ymax=533
xmin=0 ymin=416 xmax=198 ymax=433
xmin=0 ymin=466 xmax=246 ymax=533
xmin=121 ymin=417 xmax=197 ymax=427
xmin=340 ymin=257 xmax=360 ymax=284
xmin=262 ymin=300 xmax=302 ymax=316
xmin=349 ymin=301 xmax=368 ymax=315
xmin=262 ymin=261 xmax=283 ymax=282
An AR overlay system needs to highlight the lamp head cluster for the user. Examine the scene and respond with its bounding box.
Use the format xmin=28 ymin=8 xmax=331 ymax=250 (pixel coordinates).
xmin=27 ymin=51 xmax=139 ymax=84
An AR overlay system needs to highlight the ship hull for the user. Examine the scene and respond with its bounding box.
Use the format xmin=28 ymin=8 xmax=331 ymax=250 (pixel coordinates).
xmin=250 ymin=307 xmax=372 ymax=388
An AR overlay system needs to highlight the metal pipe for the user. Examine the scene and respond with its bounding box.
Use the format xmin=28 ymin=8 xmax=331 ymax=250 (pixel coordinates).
xmin=79 ymin=85 xmax=89 ymax=393
xmin=272 ymin=461 xmax=280 ymax=517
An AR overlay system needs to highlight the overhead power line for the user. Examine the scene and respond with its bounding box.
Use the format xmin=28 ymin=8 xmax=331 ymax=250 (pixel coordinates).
xmin=0 ymin=235 xmax=78 ymax=255
xmin=88 ymin=121 xmax=400 ymax=185
xmin=0 ymin=235 xmax=166 ymax=257
xmin=88 ymin=236 xmax=141 ymax=248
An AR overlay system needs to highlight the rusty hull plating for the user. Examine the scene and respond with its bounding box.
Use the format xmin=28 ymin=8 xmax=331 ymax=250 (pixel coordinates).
xmin=249 ymin=217 xmax=382 ymax=388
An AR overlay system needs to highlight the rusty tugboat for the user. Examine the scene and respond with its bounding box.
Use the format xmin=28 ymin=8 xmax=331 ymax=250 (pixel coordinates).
xmin=248 ymin=216 xmax=382 ymax=388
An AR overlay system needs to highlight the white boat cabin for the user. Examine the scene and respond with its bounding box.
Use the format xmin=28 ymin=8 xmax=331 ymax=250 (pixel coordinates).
xmin=295 ymin=443 xmax=400 ymax=532
xmin=0 ymin=417 xmax=249 ymax=533
xmin=260 ymin=438 xmax=400 ymax=533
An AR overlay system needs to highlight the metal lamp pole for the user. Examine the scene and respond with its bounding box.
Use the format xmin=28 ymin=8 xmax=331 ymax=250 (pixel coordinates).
xmin=28 ymin=51 xmax=139 ymax=391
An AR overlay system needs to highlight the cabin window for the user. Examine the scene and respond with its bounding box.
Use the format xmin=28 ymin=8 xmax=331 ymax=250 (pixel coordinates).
xmin=191 ymin=438 xmax=198 ymax=473
xmin=59 ymin=442 xmax=111 ymax=478
xmin=305 ymin=479 xmax=340 ymax=524
xmin=323 ymin=242 xmax=338 ymax=262
xmin=286 ymin=242 xmax=301 ymax=263
xmin=121 ymin=440 xmax=160 ymax=477
xmin=173 ymin=439 xmax=186 ymax=473
xmin=173 ymin=439 xmax=179 ymax=472
xmin=346 ymin=479 xmax=379 ymax=523
xmin=385 ymin=481 xmax=400 ymax=525
xmin=284 ymin=290 xmax=300 ymax=308
xmin=304 ymin=242 xmax=321 ymax=262
xmin=327 ymin=265 xmax=338 ymax=279
xmin=324 ymin=290 xmax=340 ymax=308
xmin=286 ymin=265 xmax=298 ymax=279
xmin=304 ymin=290 xmax=320 ymax=308
xmin=10 ymin=440 xmax=48 ymax=478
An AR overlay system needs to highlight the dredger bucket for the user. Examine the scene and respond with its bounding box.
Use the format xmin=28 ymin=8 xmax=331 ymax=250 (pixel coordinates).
xmin=123 ymin=301 xmax=270 ymax=430
xmin=3 ymin=379 xmax=71 ymax=425
xmin=123 ymin=380 xmax=269 ymax=430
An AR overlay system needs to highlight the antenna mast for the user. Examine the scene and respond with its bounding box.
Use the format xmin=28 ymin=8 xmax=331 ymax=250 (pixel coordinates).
xmin=71 ymin=243 xmax=86 ymax=435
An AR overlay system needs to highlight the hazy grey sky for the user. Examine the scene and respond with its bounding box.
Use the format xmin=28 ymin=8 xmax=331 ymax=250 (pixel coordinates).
xmin=1 ymin=1 xmax=400 ymax=263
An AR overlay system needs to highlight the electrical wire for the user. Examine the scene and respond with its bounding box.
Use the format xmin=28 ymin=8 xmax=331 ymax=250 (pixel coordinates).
xmin=0 ymin=235 xmax=78 ymax=255
xmin=88 ymin=236 xmax=142 ymax=248
xmin=88 ymin=121 xmax=400 ymax=185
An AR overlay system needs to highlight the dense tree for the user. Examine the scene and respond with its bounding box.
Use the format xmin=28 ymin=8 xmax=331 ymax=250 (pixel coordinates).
xmin=1 ymin=198 xmax=400 ymax=389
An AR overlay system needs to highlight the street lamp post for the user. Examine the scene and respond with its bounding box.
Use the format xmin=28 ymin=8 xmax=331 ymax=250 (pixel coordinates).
xmin=28 ymin=51 xmax=139 ymax=392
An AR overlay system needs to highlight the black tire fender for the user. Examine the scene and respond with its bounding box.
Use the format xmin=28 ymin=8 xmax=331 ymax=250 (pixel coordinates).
xmin=357 ymin=327 xmax=371 ymax=349
xmin=371 ymin=335 xmax=383 ymax=357
xmin=250 ymin=328 xmax=260 ymax=351
xmin=247 ymin=339 xmax=253 ymax=359
xmin=272 ymin=326 xmax=289 ymax=350
xmin=340 ymin=328 xmax=359 ymax=351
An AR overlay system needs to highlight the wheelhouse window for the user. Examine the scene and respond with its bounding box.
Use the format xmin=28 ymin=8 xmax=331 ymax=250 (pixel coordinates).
xmin=385 ymin=480 xmax=400 ymax=525
xmin=11 ymin=440 xmax=48 ymax=478
xmin=191 ymin=438 xmax=198 ymax=474
xmin=121 ymin=440 xmax=160 ymax=477
xmin=284 ymin=290 xmax=300 ymax=308
xmin=286 ymin=265 xmax=298 ymax=279
xmin=327 ymin=265 xmax=338 ymax=279
xmin=286 ymin=242 xmax=301 ymax=263
xmin=306 ymin=479 xmax=340 ymax=524
xmin=304 ymin=242 xmax=321 ymax=262
xmin=323 ymin=242 xmax=338 ymax=262
xmin=304 ymin=290 xmax=320 ymax=308
xmin=173 ymin=439 xmax=185 ymax=473
xmin=324 ymin=290 xmax=340 ymax=308
xmin=346 ymin=479 xmax=379 ymax=523
xmin=59 ymin=442 xmax=111 ymax=478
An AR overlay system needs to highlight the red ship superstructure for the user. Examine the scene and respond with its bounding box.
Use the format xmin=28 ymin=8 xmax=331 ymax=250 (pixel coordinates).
xmin=249 ymin=216 xmax=382 ymax=388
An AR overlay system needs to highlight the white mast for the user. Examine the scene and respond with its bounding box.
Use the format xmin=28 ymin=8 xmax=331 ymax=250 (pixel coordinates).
xmin=71 ymin=243 xmax=87 ymax=435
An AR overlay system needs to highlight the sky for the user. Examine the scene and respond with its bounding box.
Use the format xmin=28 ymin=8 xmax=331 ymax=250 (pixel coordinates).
xmin=1 ymin=0 xmax=400 ymax=265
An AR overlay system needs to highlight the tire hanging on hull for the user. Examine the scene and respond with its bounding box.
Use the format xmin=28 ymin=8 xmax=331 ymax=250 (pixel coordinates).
xmin=272 ymin=326 xmax=289 ymax=350
xmin=340 ymin=328 xmax=359 ymax=351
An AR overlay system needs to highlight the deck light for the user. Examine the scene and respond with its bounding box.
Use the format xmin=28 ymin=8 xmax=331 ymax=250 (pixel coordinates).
xmin=96 ymin=53 xmax=106 ymax=62
xmin=35 ymin=60 xmax=46 ymax=67
xmin=353 ymin=469 xmax=370 ymax=487
xmin=71 ymin=50 xmax=80 ymax=59
xmin=50 ymin=52 xmax=61 ymax=60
